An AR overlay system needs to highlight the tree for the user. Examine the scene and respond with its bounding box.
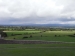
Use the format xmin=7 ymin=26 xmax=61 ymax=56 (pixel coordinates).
xmin=0 ymin=31 xmax=7 ymax=38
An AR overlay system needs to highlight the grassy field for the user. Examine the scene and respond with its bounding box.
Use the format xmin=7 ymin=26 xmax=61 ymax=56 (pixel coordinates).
xmin=4 ymin=31 xmax=75 ymax=42
xmin=1 ymin=30 xmax=75 ymax=56
xmin=4 ymin=31 xmax=41 ymax=36
xmin=0 ymin=44 xmax=75 ymax=56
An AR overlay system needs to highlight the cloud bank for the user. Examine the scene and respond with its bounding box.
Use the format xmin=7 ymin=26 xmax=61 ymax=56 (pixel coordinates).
xmin=0 ymin=0 xmax=75 ymax=24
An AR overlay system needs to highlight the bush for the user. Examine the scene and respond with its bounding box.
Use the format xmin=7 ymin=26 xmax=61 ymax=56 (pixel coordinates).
xmin=23 ymin=36 xmax=28 ymax=39
xmin=30 ymin=35 xmax=32 ymax=38
xmin=0 ymin=31 xmax=7 ymax=37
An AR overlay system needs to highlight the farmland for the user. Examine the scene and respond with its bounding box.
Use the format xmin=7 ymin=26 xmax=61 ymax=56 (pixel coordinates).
xmin=0 ymin=44 xmax=75 ymax=56
xmin=0 ymin=27 xmax=75 ymax=56
xmin=4 ymin=30 xmax=75 ymax=42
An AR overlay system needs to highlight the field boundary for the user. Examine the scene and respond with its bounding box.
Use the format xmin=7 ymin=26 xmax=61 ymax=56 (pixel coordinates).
xmin=0 ymin=39 xmax=75 ymax=44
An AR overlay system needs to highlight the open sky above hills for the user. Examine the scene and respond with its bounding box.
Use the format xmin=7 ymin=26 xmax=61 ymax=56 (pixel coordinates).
xmin=0 ymin=0 xmax=75 ymax=25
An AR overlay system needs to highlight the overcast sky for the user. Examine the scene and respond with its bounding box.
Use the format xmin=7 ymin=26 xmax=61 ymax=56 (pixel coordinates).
xmin=0 ymin=0 xmax=75 ymax=25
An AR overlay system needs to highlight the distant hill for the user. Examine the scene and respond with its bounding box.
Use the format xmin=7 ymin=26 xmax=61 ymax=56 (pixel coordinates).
xmin=1 ymin=24 xmax=75 ymax=28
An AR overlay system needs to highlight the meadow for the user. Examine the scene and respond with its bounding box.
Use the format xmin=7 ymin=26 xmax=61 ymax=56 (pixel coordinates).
xmin=4 ymin=30 xmax=75 ymax=42
xmin=0 ymin=30 xmax=75 ymax=56
xmin=0 ymin=44 xmax=75 ymax=56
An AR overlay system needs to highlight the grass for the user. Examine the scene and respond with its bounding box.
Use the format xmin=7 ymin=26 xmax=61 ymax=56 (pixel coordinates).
xmin=0 ymin=44 xmax=75 ymax=56
xmin=4 ymin=31 xmax=75 ymax=42
xmin=1 ymin=30 xmax=75 ymax=56
xmin=4 ymin=31 xmax=41 ymax=36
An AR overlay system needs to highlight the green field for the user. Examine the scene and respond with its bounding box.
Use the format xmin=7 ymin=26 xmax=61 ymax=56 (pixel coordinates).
xmin=4 ymin=31 xmax=75 ymax=42
xmin=0 ymin=44 xmax=75 ymax=56
xmin=0 ymin=30 xmax=75 ymax=56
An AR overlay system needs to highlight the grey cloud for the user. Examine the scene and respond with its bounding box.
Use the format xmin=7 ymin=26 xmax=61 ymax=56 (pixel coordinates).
xmin=0 ymin=0 xmax=75 ymax=24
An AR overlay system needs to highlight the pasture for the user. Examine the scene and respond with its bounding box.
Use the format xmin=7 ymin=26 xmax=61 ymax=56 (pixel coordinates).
xmin=0 ymin=44 xmax=75 ymax=56
xmin=4 ymin=30 xmax=75 ymax=42
xmin=0 ymin=30 xmax=75 ymax=56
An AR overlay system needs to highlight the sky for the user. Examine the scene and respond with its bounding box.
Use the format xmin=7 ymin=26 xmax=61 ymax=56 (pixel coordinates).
xmin=0 ymin=0 xmax=75 ymax=25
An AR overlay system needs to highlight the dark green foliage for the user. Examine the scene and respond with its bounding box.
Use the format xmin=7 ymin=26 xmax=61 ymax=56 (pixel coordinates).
xmin=23 ymin=36 xmax=28 ymax=39
xmin=13 ymin=38 xmax=16 ymax=39
xmin=68 ymin=35 xmax=75 ymax=37
xmin=30 ymin=35 xmax=32 ymax=38
xmin=55 ymin=35 xmax=57 ymax=37
xmin=41 ymin=35 xmax=42 ymax=37
xmin=0 ymin=31 xmax=7 ymax=37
